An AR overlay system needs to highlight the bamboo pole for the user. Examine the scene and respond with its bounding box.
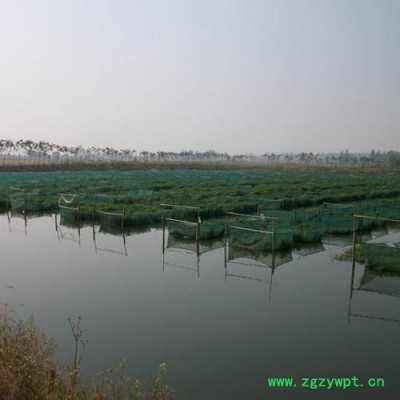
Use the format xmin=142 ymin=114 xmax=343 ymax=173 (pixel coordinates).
xmin=92 ymin=195 xmax=97 ymax=225
xmin=227 ymin=211 xmax=278 ymax=221
xmin=195 ymin=221 xmax=200 ymax=257
xmin=162 ymin=217 xmax=165 ymax=254
xmin=352 ymin=215 xmax=357 ymax=268
xmin=229 ymin=225 xmax=274 ymax=235
xmin=121 ymin=198 xmax=127 ymax=229
xmin=353 ymin=214 xmax=400 ymax=224
xmin=164 ymin=217 xmax=198 ymax=226
xmin=224 ymin=221 xmax=228 ymax=269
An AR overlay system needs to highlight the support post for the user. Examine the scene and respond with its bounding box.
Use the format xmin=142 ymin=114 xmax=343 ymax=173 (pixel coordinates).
xmin=224 ymin=221 xmax=228 ymax=269
xmin=92 ymin=195 xmax=97 ymax=225
xmin=195 ymin=222 xmax=200 ymax=257
xmin=352 ymin=215 xmax=357 ymax=268
xmin=162 ymin=217 xmax=165 ymax=254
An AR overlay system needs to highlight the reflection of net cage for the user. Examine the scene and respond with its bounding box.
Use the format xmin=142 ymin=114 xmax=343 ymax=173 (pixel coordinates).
xmin=292 ymin=242 xmax=325 ymax=257
xmin=6 ymin=210 xmax=49 ymax=235
xmin=56 ymin=222 xmax=81 ymax=247
xmin=322 ymin=233 xmax=353 ymax=247
xmin=162 ymin=256 xmax=200 ymax=277
xmin=7 ymin=210 xmax=27 ymax=236
xmin=93 ymin=225 xmax=127 ymax=256
xmin=363 ymin=243 xmax=400 ymax=273
xmin=348 ymin=266 xmax=400 ymax=324
xmin=161 ymin=233 xmax=219 ymax=277
xmin=167 ymin=234 xmax=224 ymax=256
xmin=225 ymin=244 xmax=292 ymax=300
xmin=353 ymin=215 xmax=400 ymax=273
xmin=227 ymin=244 xmax=292 ymax=268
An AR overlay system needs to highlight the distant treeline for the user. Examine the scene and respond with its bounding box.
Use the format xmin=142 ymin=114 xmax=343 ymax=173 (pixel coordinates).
xmin=0 ymin=139 xmax=399 ymax=166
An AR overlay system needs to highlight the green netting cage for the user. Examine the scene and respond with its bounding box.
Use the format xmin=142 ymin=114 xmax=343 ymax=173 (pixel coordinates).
xmin=258 ymin=198 xmax=283 ymax=213
xmin=363 ymin=243 xmax=400 ymax=273
xmin=229 ymin=226 xmax=293 ymax=251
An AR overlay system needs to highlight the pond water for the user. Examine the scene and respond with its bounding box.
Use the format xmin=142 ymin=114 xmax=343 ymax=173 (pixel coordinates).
xmin=1 ymin=213 xmax=400 ymax=399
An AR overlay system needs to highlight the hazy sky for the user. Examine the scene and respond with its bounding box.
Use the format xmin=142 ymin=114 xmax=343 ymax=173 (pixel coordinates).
xmin=1 ymin=0 xmax=399 ymax=154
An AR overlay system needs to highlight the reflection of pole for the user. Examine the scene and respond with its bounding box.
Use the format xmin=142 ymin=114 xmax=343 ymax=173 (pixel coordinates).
xmin=195 ymin=222 xmax=200 ymax=257
xmin=196 ymin=256 xmax=200 ymax=278
xmin=162 ymin=217 xmax=165 ymax=254
xmin=54 ymin=210 xmax=58 ymax=232
xmin=352 ymin=215 xmax=357 ymax=268
xmin=224 ymin=221 xmax=228 ymax=269
xmin=92 ymin=195 xmax=96 ymax=225
xmin=348 ymin=215 xmax=357 ymax=325
xmin=7 ymin=210 xmax=11 ymax=233
xmin=269 ymin=267 xmax=274 ymax=302
xmin=122 ymin=230 xmax=127 ymax=256
xmin=93 ymin=226 xmax=98 ymax=253
xmin=347 ymin=263 xmax=356 ymax=325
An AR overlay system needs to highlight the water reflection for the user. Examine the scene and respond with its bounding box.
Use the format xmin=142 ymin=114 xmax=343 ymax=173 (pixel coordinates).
xmin=224 ymin=243 xmax=292 ymax=300
xmin=7 ymin=210 xmax=28 ymax=236
xmin=7 ymin=210 xmax=51 ymax=236
xmin=292 ymin=242 xmax=325 ymax=257
xmin=348 ymin=264 xmax=400 ymax=324
xmin=93 ymin=225 xmax=128 ymax=257
xmin=2 ymin=212 xmax=400 ymax=399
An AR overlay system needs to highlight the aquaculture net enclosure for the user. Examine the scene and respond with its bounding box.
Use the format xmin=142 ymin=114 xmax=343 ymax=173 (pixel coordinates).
xmin=229 ymin=225 xmax=293 ymax=252
xmin=363 ymin=243 xmax=400 ymax=273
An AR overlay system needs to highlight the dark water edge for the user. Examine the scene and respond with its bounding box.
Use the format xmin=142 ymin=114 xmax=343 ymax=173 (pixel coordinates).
xmin=1 ymin=214 xmax=400 ymax=399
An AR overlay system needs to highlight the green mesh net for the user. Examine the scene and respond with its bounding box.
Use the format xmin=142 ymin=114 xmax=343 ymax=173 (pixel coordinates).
xmin=258 ymin=198 xmax=283 ymax=213
xmin=358 ymin=268 xmax=400 ymax=297
xmin=320 ymin=212 xmax=354 ymax=234
xmin=229 ymin=225 xmax=293 ymax=251
xmin=166 ymin=235 xmax=224 ymax=255
xmin=363 ymin=243 xmax=400 ymax=273
xmin=293 ymin=226 xmax=324 ymax=243
xmin=166 ymin=220 xmax=225 ymax=240
xmin=9 ymin=187 xmax=56 ymax=212
xmin=228 ymin=244 xmax=292 ymax=268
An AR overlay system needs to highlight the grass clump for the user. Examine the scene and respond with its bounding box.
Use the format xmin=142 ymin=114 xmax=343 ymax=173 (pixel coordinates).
xmin=334 ymin=245 xmax=365 ymax=263
xmin=0 ymin=307 xmax=174 ymax=400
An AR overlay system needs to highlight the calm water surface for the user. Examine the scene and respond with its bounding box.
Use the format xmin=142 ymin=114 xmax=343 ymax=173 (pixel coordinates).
xmin=1 ymin=214 xmax=400 ymax=399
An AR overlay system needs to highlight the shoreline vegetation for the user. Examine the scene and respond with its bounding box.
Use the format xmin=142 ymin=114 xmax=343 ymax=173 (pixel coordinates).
xmin=0 ymin=308 xmax=174 ymax=400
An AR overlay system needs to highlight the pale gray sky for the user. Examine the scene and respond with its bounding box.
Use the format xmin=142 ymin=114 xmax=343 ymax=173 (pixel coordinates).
xmin=1 ymin=0 xmax=399 ymax=154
